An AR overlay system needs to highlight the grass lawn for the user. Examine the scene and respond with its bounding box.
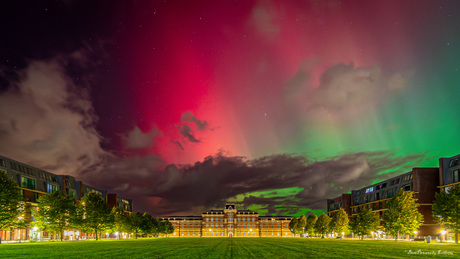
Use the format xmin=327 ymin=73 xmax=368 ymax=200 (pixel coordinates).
xmin=1 ymin=238 xmax=460 ymax=258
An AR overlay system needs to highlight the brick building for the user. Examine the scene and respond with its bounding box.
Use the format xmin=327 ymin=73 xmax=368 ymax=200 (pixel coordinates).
xmin=161 ymin=204 xmax=293 ymax=237
xmin=327 ymin=166 xmax=440 ymax=237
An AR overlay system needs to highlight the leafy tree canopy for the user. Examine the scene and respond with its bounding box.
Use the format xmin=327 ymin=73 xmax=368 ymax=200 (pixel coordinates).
xmin=78 ymin=192 xmax=113 ymax=240
xmin=383 ymin=189 xmax=423 ymax=240
xmin=315 ymin=214 xmax=331 ymax=237
xmin=0 ymin=171 xmax=21 ymax=232
xmin=349 ymin=209 xmax=379 ymax=240
xmin=433 ymin=187 xmax=460 ymax=243
xmin=305 ymin=214 xmax=318 ymax=236
xmin=330 ymin=208 xmax=349 ymax=235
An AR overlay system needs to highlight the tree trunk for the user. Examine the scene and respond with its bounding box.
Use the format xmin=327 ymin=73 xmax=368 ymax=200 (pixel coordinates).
xmin=95 ymin=230 xmax=98 ymax=241
xmin=456 ymin=230 xmax=458 ymax=244
xmin=60 ymin=230 xmax=63 ymax=241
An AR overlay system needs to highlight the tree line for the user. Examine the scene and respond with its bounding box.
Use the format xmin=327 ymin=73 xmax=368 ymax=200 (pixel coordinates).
xmin=0 ymin=172 xmax=173 ymax=243
xmin=289 ymin=187 xmax=460 ymax=243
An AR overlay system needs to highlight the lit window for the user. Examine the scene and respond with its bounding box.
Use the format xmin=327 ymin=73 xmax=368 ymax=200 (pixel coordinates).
xmin=47 ymin=184 xmax=59 ymax=193
xmin=453 ymin=170 xmax=459 ymax=183
xmin=21 ymin=177 xmax=35 ymax=190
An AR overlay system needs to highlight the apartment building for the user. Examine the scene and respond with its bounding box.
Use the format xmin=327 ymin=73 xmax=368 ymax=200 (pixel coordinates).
xmin=327 ymin=166 xmax=440 ymax=237
xmin=439 ymin=154 xmax=460 ymax=192
xmin=0 ymin=155 xmax=133 ymax=241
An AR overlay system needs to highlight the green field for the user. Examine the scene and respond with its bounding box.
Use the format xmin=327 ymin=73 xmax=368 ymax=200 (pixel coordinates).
xmin=1 ymin=238 xmax=459 ymax=258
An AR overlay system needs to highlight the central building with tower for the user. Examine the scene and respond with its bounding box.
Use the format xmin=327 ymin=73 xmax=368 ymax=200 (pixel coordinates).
xmin=160 ymin=204 xmax=293 ymax=237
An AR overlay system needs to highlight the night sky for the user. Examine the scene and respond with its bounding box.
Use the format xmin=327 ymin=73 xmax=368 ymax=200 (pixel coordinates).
xmin=1 ymin=0 xmax=459 ymax=217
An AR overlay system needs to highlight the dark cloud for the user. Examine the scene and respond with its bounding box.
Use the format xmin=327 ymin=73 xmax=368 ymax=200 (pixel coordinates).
xmin=180 ymin=112 xmax=209 ymax=131
xmin=174 ymin=112 xmax=212 ymax=147
xmin=171 ymin=140 xmax=184 ymax=150
xmin=176 ymin=124 xmax=200 ymax=143
xmin=82 ymin=150 xmax=427 ymax=216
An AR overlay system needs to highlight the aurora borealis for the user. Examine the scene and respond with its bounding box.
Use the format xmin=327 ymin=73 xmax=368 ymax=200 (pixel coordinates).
xmin=1 ymin=0 xmax=460 ymax=216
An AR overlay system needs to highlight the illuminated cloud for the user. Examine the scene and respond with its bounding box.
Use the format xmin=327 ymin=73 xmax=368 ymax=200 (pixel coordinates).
xmin=0 ymin=60 xmax=110 ymax=175
xmin=283 ymin=62 xmax=413 ymax=125
xmin=124 ymin=126 xmax=161 ymax=149
xmin=249 ymin=0 xmax=280 ymax=41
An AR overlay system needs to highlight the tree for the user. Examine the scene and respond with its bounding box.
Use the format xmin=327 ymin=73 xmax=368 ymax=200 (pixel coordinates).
xmin=128 ymin=212 xmax=144 ymax=239
xmin=111 ymin=207 xmax=130 ymax=238
xmin=298 ymin=215 xmax=307 ymax=234
xmin=383 ymin=189 xmax=423 ymax=240
xmin=34 ymin=190 xmax=76 ymax=241
xmin=349 ymin=209 xmax=379 ymax=240
xmin=13 ymin=203 xmax=32 ymax=242
xmin=289 ymin=217 xmax=299 ymax=235
xmin=0 ymin=171 xmax=21 ymax=244
xmin=158 ymin=219 xmax=174 ymax=236
xmin=140 ymin=213 xmax=157 ymax=237
xmin=305 ymin=214 xmax=317 ymax=236
xmin=78 ymin=192 xmax=113 ymax=240
xmin=315 ymin=214 xmax=331 ymax=238
xmin=329 ymin=208 xmax=349 ymax=237
xmin=433 ymin=187 xmax=460 ymax=243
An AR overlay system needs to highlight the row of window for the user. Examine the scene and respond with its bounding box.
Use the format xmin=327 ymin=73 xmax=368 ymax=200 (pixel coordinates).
xmin=260 ymin=224 xmax=281 ymax=229
xmin=238 ymin=218 xmax=255 ymax=222
xmin=402 ymin=174 xmax=413 ymax=182
xmin=204 ymin=217 xmax=256 ymax=223
xmin=205 ymin=217 xmax=223 ymax=222
xmin=8 ymin=160 xmax=59 ymax=183
xmin=205 ymin=224 xmax=224 ymax=229
xmin=11 ymin=162 xmax=35 ymax=176
xmin=38 ymin=172 xmax=57 ymax=182
xmin=328 ymin=203 xmax=342 ymax=211
xmin=355 ymin=178 xmax=405 ymax=198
